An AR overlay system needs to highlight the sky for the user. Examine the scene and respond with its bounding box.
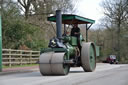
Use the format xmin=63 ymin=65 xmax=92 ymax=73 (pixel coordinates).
xmin=74 ymin=0 xmax=104 ymax=27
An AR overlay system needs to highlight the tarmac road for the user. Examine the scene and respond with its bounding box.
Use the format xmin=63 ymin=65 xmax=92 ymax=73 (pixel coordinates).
xmin=0 ymin=63 xmax=128 ymax=85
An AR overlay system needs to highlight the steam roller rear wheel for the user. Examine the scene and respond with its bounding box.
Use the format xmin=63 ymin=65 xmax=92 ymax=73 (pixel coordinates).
xmin=81 ymin=42 xmax=96 ymax=72
xmin=39 ymin=52 xmax=70 ymax=75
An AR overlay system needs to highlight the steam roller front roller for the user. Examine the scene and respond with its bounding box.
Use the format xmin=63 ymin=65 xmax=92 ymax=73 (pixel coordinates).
xmin=81 ymin=42 xmax=96 ymax=72
xmin=39 ymin=52 xmax=70 ymax=75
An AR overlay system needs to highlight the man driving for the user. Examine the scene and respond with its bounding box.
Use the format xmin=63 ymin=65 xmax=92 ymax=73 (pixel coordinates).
xmin=71 ymin=24 xmax=80 ymax=37
xmin=71 ymin=24 xmax=81 ymax=51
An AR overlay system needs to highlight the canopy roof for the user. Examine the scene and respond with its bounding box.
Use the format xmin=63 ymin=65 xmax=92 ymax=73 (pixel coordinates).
xmin=47 ymin=14 xmax=95 ymax=24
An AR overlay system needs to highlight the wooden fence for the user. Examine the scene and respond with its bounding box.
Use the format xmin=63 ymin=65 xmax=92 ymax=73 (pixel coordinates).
xmin=2 ymin=49 xmax=40 ymax=67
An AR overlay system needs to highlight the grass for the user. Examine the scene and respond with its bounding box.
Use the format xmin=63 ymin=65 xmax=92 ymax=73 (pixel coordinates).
xmin=3 ymin=64 xmax=38 ymax=69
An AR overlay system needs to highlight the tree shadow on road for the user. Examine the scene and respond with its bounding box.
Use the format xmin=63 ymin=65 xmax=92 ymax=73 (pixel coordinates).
xmin=69 ymin=71 xmax=84 ymax=73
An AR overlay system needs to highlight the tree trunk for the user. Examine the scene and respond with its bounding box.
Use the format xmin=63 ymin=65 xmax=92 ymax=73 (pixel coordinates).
xmin=117 ymin=21 xmax=121 ymax=61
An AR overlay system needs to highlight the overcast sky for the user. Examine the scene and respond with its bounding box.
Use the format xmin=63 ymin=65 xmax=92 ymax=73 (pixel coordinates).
xmin=74 ymin=0 xmax=104 ymax=27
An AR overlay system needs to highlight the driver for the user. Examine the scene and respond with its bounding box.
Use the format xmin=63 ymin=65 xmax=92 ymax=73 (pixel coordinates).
xmin=71 ymin=24 xmax=81 ymax=52
xmin=71 ymin=24 xmax=80 ymax=37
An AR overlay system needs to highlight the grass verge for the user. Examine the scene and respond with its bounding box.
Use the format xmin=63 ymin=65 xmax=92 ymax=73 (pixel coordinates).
xmin=3 ymin=64 xmax=38 ymax=69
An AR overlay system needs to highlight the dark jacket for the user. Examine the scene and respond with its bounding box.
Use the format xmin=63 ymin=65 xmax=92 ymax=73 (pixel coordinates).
xmin=71 ymin=27 xmax=80 ymax=37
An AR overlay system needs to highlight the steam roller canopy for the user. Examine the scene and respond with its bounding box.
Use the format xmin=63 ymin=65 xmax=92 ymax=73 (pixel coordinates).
xmin=39 ymin=52 xmax=70 ymax=75
xmin=81 ymin=42 xmax=96 ymax=72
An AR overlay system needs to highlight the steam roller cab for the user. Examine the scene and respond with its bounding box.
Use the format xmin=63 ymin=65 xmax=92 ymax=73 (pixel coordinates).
xmin=39 ymin=10 xmax=98 ymax=76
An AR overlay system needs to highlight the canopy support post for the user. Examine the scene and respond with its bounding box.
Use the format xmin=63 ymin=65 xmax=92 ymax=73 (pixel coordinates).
xmin=86 ymin=24 xmax=88 ymax=42
xmin=86 ymin=24 xmax=93 ymax=42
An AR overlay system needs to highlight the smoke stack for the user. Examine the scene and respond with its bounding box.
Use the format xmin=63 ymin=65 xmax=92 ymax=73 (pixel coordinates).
xmin=56 ymin=10 xmax=62 ymax=39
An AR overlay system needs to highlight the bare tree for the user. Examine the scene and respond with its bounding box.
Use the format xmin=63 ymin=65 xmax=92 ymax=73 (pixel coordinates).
xmin=101 ymin=0 xmax=128 ymax=61
xmin=18 ymin=0 xmax=32 ymax=19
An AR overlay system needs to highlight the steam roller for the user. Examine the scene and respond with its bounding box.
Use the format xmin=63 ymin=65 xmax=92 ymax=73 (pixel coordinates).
xmin=39 ymin=10 xmax=99 ymax=75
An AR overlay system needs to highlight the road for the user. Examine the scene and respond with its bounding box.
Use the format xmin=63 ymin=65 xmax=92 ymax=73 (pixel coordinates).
xmin=0 ymin=63 xmax=128 ymax=85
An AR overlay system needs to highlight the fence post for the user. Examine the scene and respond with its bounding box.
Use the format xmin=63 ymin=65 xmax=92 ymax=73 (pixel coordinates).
xmin=20 ymin=50 xmax=22 ymax=66
xmin=30 ymin=51 xmax=32 ymax=64
xmin=9 ymin=49 xmax=12 ymax=67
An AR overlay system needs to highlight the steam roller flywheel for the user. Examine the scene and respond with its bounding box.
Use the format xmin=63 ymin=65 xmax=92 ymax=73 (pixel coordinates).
xmin=81 ymin=42 xmax=96 ymax=72
xmin=39 ymin=52 xmax=70 ymax=75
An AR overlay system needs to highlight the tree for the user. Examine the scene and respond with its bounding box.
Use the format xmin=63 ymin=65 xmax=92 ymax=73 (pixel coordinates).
xmin=18 ymin=0 xmax=32 ymax=19
xmin=18 ymin=0 xmax=75 ymax=18
xmin=1 ymin=0 xmax=47 ymax=50
xmin=1 ymin=0 xmax=76 ymax=50
xmin=101 ymin=0 xmax=128 ymax=61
